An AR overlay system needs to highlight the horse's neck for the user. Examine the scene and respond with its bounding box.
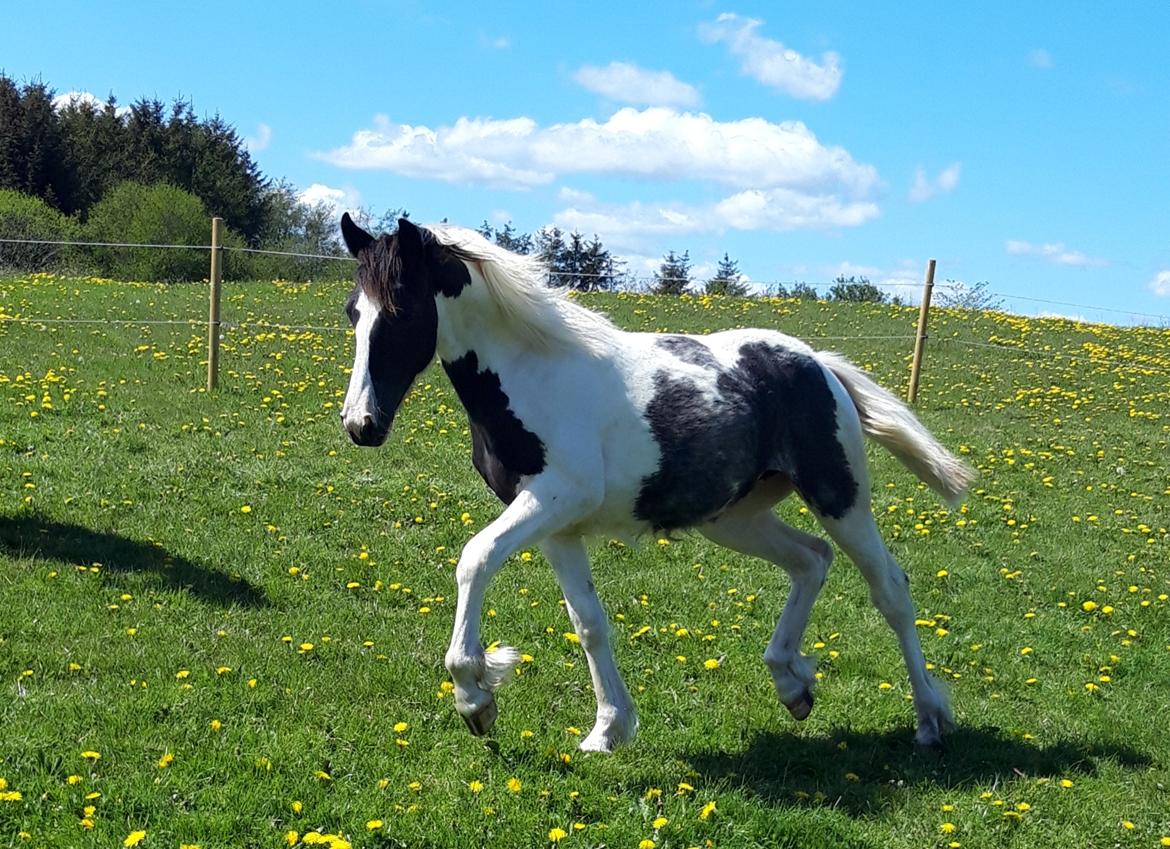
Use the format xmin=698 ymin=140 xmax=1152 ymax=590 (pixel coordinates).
xmin=434 ymin=286 xmax=505 ymax=363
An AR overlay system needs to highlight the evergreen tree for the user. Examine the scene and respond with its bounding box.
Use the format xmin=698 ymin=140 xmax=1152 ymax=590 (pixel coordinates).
xmin=493 ymin=221 xmax=532 ymax=254
xmin=580 ymin=235 xmax=619 ymax=291
xmin=704 ymin=252 xmax=748 ymax=296
xmin=534 ymin=226 xmax=569 ymax=285
xmin=653 ymin=249 xmax=691 ymax=295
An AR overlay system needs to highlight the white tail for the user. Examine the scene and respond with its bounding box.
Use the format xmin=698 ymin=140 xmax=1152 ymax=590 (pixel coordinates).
xmin=818 ymin=352 xmax=976 ymax=505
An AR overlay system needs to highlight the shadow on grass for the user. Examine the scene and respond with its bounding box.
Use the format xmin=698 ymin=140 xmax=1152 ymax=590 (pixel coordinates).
xmin=0 ymin=514 xmax=267 ymax=607
xmin=687 ymin=724 xmax=1154 ymax=818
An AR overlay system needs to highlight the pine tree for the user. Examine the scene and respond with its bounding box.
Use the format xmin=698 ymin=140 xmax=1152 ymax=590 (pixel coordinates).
xmin=704 ymin=252 xmax=748 ymax=296
xmin=493 ymin=221 xmax=532 ymax=254
xmin=653 ymin=250 xmax=691 ymax=295
xmin=534 ymin=226 xmax=568 ymax=285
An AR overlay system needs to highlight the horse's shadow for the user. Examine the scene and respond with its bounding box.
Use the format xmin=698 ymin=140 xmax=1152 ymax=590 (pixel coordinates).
xmin=0 ymin=514 xmax=267 ymax=607
xmin=686 ymin=724 xmax=1153 ymax=818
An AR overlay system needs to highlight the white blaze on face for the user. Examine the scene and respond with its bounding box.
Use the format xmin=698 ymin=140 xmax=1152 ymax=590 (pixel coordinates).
xmin=342 ymin=289 xmax=380 ymax=433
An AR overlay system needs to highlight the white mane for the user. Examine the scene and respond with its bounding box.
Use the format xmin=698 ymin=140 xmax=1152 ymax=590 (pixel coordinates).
xmin=427 ymin=223 xmax=619 ymax=355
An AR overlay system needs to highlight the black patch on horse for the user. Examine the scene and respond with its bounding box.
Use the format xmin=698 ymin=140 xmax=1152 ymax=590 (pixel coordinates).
xmin=657 ymin=336 xmax=720 ymax=369
xmin=442 ymin=351 xmax=546 ymax=503
xmin=634 ymin=342 xmax=857 ymax=530
xmin=429 ymin=245 xmax=472 ymax=298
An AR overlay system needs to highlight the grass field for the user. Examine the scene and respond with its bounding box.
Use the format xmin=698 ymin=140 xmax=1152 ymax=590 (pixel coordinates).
xmin=1 ymin=273 xmax=1168 ymax=849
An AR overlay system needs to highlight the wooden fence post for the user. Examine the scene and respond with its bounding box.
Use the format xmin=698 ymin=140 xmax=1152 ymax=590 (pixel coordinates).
xmin=907 ymin=258 xmax=936 ymax=404
xmin=206 ymin=217 xmax=223 ymax=391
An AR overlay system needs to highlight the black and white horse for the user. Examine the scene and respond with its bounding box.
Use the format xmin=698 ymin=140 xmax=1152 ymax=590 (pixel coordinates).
xmin=339 ymin=214 xmax=975 ymax=752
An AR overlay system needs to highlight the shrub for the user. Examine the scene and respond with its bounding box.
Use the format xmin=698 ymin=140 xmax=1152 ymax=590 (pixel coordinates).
xmin=0 ymin=189 xmax=83 ymax=272
xmin=827 ymin=275 xmax=887 ymax=304
xmin=85 ymin=181 xmax=242 ymax=282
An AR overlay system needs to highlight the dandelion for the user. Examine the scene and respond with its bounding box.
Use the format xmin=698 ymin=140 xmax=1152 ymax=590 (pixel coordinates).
xmin=366 ymin=820 xmax=383 ymax=830
xmin=507 ymin=777 xmax=522 ymax=793
xmin=639 ymin=841 xmax=656 ymax=849
xmin=157 ymin=752 xmax=173 ymax=768
xmin=469 ymin=780 xmax=484 ymax=793
xmin=699 ymin=800 xmax=717 ymax=820
xmin=652 ymin=816 xmax=668 ymax=828
xmin=80 ymin=750 xmax=101 ymax=761
xmin=548 ymin=827 xmax=568 ymax=842
xmin=393 ymin=721 xmax=409 ymax=733
xmin=123 ymin=831 xmax=146 ymax=847
xmin=941 ymin=822 xmax=956 ymax=833
xmin=703 ymin=658 xmax=720 ymax=670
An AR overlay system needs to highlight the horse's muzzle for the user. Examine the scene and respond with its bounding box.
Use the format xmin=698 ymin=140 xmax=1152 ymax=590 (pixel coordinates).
xmin=344 ymin=415 xmax=388 ymax=447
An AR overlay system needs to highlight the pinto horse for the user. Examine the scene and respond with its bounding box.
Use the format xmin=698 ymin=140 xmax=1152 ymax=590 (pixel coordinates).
xmin=339 ymin=214 xmax=975 ymax=752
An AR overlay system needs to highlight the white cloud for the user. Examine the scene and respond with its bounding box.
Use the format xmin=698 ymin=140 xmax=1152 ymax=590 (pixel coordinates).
xmin=714 ymin=188 xmax=878 ymax=230
xmin=1150 ymin=270 xmax=1170 ymax=297
xmin=245 ymin=122 xmax=272 ymax=152
xmin=1029 ymin=48 xmax=1053 ymax=69
xmin=552 ymin=187 xmax=877 ymax=253
xmin=909 ymin=162 xmax=961 ymax=203
xmin=318 ymin=106 xmax=878 ymax=198
xmin=1005 ymin=239 xmax=1108 ymax=268
xmin=698 ymin=13 xmax=842 ymax=100
xmin=557 ymin=186 xmax=596 ymax=204
xmin=51 ymin=90 xmax=130 ymax=118
xmin=298 ymin=183 xmax=361 ymax=218
xmin=573 ymin=61 xmax=701 ymax=107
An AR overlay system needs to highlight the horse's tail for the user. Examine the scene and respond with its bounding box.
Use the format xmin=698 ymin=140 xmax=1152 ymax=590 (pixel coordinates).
xmin=818 ymin=351 xmax=976 ymax=506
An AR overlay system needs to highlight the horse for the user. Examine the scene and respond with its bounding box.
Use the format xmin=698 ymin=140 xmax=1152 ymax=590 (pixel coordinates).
xmin=337 ymin=213 xmax=975 ymax=753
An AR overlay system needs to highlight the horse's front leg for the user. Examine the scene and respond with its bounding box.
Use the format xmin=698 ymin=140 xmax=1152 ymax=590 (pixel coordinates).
xmin=445 ymin=476 xmax=598 ymax=736
xmin=542 ymin=534 xmax=636 ymax=752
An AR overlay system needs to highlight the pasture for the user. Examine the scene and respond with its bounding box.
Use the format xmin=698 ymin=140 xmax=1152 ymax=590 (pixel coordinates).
xmin=1 ymin=273 xmax=1168 ymax=849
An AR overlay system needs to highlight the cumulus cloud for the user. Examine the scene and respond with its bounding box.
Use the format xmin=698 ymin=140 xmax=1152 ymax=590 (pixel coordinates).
xmin=698 ymin=13 xmax=842 ymax=100
xmin=1005 ymin=239 xmax=1108 ymax=268
xmin=245 ymin=122 xmax=272 ymax=152
xmin=298 ymin=183 xmax=361 ymax=218
xmin=908 ymin=162 xmax=961 ymax=202
xmin=573 ymin=61 xmax=701 ymax=107
xmin=1150 ymin=270 xmax=1170 ymax=297
xmin=552 ymin=188 xmax=878 ymax=253
xmin=51 ymin=90 xmax=130 ymax=117
xmin=317 ymin=106 xmax=877 ymax=198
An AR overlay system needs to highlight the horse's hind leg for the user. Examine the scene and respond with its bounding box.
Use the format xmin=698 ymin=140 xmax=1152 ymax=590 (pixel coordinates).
xmin=542 ymin=534 xmax=637 ymax=752
xmin=700 ymin=493 xmax=833 ymax=721
xmin=815 ymin=504 xmax=954 ymax=746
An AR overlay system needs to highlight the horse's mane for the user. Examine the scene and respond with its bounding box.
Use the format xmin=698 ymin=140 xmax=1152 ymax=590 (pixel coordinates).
xmin=426 ymin=223 xmax=619 ymax=355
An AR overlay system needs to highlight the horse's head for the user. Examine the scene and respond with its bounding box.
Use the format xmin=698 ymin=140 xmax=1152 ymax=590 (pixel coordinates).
xmin=339 ymin=214 xmax=464 ymax=446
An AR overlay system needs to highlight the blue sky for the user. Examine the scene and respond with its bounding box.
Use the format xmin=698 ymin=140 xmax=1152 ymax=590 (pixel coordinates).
xmin=4 ymin=1 xmax=1169 ymax=322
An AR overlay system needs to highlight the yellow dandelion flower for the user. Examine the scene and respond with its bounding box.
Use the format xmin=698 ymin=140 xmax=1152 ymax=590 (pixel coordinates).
xmin=639 ymin=841 xmax=656 ymax=849
xmin=80 ymin=750 xmax=101 ymax=761
xmin=699 ymin=800 xmax=717 ymax=820
xmin=507 ymin=777 xmax=522 ymax=793
xmin=366 ymin=820 xmax=383 ymax=830
xmin=703 ymin=658 xmax=720 ymax=670
xmin=123 ymin=831 xmax=146 ymax=847
xmin=157 ymin=752 xmax=173 ymax=768
xmin=469 ymin=780 xmax=484 ymax=793
xmin=548 ymin=827 xmax=568 ymax=842
xmin=393 ymin=721 xmax=409 ymax=733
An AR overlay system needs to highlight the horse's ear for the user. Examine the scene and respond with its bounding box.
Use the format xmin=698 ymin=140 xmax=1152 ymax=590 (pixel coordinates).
xmin=396 ymin=217 xmax=425 ymax=263
xmin=341 ymin=212 xmax=374 ymax=257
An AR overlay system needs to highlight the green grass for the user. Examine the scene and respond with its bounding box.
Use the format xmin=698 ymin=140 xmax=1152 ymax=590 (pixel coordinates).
xmin=1 ymin=273 xmax=1168 ymax=849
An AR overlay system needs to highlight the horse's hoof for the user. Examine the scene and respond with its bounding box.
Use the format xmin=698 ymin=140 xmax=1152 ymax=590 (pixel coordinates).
xmin=786 ymin=689 xmax=814 ymax=721
xmin=461 ymin=697 xmax=498 ymax=736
